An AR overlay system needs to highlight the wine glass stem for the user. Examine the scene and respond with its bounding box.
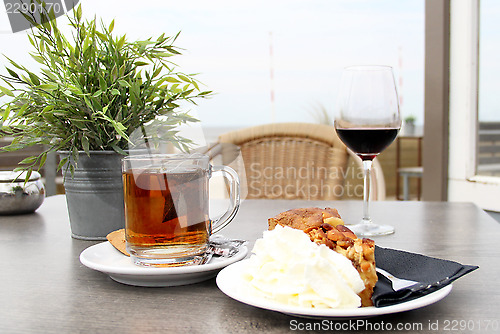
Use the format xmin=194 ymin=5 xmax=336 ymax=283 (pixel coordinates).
xmin=362 ymin=159 xmax=373 ymax=224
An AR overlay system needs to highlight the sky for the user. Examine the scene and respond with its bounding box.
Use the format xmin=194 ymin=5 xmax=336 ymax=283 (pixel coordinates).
xmin=1 ymin=0 xmax=426 ymax=129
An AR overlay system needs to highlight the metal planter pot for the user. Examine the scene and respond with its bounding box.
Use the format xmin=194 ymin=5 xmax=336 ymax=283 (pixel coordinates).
xmin=59 ymin=151 xmax=124 ymax=240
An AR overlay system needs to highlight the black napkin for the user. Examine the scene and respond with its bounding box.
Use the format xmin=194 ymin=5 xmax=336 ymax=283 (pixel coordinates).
xmin=372 ymin=246 xmax=478 ymax=307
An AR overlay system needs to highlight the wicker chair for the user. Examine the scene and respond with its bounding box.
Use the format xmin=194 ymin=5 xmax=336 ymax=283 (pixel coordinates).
xmin=216 ymin=122 xmax=386 ymax=201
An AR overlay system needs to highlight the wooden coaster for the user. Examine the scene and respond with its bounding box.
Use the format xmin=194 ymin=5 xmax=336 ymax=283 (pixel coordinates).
xmin=106 ymin=229 xmax=129 ymax=256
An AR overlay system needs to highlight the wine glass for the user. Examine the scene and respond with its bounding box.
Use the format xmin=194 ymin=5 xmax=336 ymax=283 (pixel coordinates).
xmin=335 ymin=65 xmax=401 ymax=236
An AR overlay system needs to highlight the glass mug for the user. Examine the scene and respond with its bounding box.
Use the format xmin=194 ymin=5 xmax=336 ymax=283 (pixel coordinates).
xmin=121 ymin=153 xmax=240 ymax=266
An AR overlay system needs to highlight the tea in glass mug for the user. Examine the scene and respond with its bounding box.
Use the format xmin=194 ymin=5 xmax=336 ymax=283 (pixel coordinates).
xmin=122 ymin=153 xmax=240 ymax=266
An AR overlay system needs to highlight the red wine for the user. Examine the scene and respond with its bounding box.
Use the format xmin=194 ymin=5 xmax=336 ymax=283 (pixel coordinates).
xmin=336 ymin=128 xmax=399 ymax=160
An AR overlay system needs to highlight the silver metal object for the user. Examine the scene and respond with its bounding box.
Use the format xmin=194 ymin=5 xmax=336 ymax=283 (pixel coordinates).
xmin=192 ymin=236 xmax=247 ymax=265
xmin=0 ymin=171 xmax=45 ymax=215
xmin=376 ymin=268 xmax=419 ymax=291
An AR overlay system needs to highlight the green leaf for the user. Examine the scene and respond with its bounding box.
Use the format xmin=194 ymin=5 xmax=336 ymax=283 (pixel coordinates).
xmin=6 ymin=67 xmax=20 ymax=79
xmin=5 ymin=56 xmax=24 ymax=71
xmin=98 ymin=75 xmax=107 ymax=91
xmin=1 ymin=105 xmax=11 ymax=122
xmin=76 ymin=5 xmax=82 ymax=21
xmin=41 ymin=69 xmax=58 ymax=82
xmin=28 ymin=35 xmax=36 ymax=48
xmin=93 ymin=90 xmax=103 ymax=98
xmin=165 ymin=46 xmax=181 ymax=55
xmin=83 ymin=96 xmax=93 ymax=109
xmin=118 ymin=80 xmax=131 ymax=88
xmin=57 ymin=157 xmax=69 ymax=171
xmin=42 ymin=105 xmax=55 ymax=113
xmin=39 ymin=152 xmax=47 ymax=168
xmin=82 ymin=35 xmax=90 ymax=52
xmin=178 ymin=74 xmax=191 ymax=83
xmin=96 ymin=31 xmax=108 ymax=42
xmin=28 ymin=72 xmax=41 ymax=85
xmin=29 ymin=72 xmax=40 ymax=86
xmin=111 ymin=66 xmax=118 ymax=79
xmin=108 ymin=19 xmax=115 ymax=33
xmin=19 ymin=156 xmax=38 ymax=165
xmin=56 ymin=37 xmax=63 ymax=52
xmin=1 ymin=142 xmax=25 ymax=152
xmin=82 ymin=135 xmax=90 ymax=154
xmin=191 ymin=80 xmax=200 ymax=90
xmin=38 ymin=83 xmax=59 ymax=91
xmin=111 ymin=89 xmax=120 ymax=95
xmin=31 ymin=54 xmax=45 ymax=64
xmin=68 ymin=85 xmax=83 ymax=95
xmin=24 ymin=170 xmax=33 ymax=183
xmin=110 ymin=143 xmax=127 ymax=155
xmin=19 ymin=103 xmax=29 ymax=114
xmin=117 ymin=35 xmax=126 ymax=49
xmin=0 ymin=86 xmax=14 ymax=97
xmin=165 ymin=77 xmax=180 ymax=83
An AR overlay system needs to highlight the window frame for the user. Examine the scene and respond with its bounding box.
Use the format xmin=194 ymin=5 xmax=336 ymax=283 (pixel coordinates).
xmin=447 ymin=0 xmax=500 ymax=211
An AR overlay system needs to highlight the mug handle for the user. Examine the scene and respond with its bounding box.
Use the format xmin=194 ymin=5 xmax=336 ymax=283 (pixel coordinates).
xmin=210 ymin=165 xmax=240 ymax=234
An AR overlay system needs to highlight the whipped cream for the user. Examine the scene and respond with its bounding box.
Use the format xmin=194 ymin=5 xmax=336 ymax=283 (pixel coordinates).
xmin=242 ymin=225 xmax=365 ymax=309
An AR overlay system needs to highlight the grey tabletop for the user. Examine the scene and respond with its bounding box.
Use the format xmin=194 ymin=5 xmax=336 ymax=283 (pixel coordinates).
xmin=0 ymin=195 xmax=499 ymax=333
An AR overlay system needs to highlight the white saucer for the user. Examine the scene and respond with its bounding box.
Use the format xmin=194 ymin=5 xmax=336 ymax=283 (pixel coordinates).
xmin=216 ymin=260 xmax=453 ymax=319
xmin=80 ymin=242 xmax=248 ymax=287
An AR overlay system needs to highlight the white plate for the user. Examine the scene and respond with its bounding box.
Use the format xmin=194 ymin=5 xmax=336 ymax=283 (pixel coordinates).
xmin=80 ymin=242 xmax=248 ymax=287
xmin=216 ymin=260 xmax=453 ymax=319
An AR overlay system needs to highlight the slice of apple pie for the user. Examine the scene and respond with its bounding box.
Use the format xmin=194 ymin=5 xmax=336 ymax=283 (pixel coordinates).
xmin=268 ymin=207 xmax=377 ymax=307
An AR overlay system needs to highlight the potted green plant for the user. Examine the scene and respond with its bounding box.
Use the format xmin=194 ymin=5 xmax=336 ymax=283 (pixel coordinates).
xmin=404 ymin=115 xmax=416 ymax=135
xmin=0 ymin=4 xmax=211 ymax=239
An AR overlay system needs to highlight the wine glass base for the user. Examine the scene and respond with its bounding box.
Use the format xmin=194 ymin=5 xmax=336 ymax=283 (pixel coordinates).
xmin=347 ymin=222 xmax=395 ymax=237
